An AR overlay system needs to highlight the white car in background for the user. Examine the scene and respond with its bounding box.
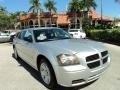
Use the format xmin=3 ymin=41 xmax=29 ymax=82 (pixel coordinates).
xmin=0 ymin=32 xmax=10 ymax=43
xmin=68 ymin=29 xmax=86 ymax=39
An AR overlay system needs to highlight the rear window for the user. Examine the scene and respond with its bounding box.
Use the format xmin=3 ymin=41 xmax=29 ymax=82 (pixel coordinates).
xmin=69 ymin=30 xmax=78 ymax=32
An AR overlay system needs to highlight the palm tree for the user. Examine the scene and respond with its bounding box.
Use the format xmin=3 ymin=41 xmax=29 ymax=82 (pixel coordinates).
xmin=81 ymin=0 xmax=97 ymax=29
xmin=28 ymin=0 xmax=42 ymax=27
xmin=68 ymin=0 xmax=97 ymax=29
xmin=44 ymin=0 xmax=57 ymax=26
xmin=68 ymin=0 xmax=82 ymax=29
xmin=81 ymin=0 xmax=97 ymax=12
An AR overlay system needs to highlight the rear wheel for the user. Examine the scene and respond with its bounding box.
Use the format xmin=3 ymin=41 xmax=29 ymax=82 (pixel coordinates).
xmin=39 ymin=58 xmax=57 ymax=89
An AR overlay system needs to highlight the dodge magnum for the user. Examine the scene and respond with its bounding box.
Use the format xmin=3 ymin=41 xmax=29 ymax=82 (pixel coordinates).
xmin=13 ymin=27 xmax=110 ymax=89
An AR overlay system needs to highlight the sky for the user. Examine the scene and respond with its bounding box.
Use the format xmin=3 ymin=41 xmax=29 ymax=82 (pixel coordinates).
xmin=0 ymin=0 xmax=120 ymax=17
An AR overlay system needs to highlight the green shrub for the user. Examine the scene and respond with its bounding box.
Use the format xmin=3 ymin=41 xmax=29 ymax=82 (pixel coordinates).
xmin=89 ymin=29 xmax=120 ymax=43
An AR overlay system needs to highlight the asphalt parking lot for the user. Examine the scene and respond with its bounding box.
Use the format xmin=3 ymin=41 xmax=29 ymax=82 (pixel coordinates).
xmin=0 ymin=42 xmax=120 ymax=90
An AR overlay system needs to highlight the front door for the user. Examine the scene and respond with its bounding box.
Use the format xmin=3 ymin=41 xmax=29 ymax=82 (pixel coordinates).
xmin=21 ymin=30 xmax=36 ymax=66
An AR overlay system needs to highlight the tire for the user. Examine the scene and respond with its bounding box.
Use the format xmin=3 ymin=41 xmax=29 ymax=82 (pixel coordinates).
xmin=13 ymin=47 xmax=19 ymax=60
xmin=39 ymin=58 xmax=57 ymax=89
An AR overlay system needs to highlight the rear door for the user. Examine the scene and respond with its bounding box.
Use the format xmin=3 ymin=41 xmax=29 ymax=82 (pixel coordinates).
xmin=14 ymin=31 xmax=26 ymax=59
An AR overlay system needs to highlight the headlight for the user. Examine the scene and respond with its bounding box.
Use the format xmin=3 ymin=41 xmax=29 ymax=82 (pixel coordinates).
xmin=57 ymin=54 xmax=80 ymax=66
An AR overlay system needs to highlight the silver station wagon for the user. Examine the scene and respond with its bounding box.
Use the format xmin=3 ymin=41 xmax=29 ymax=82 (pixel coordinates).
xmin=13 ymin=27 xmax=110 ymax=89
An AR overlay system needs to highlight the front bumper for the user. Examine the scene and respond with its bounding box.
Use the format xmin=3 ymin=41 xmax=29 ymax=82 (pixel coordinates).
xmin=55 ymin=57 xmax=110 ymax=87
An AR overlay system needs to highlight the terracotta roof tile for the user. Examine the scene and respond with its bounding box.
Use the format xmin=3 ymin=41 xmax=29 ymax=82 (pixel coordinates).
xmin=89 ymin=11 xmax=114 ymax=21
xmin=57 ymin=14 xmax=70 ymax=25
xmin=20 ymin=11 xmax=113 ymax=22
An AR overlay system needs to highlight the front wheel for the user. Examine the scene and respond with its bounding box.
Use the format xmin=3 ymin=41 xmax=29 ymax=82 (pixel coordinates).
xmin=39 ymin=58 xmax=57 ymax=89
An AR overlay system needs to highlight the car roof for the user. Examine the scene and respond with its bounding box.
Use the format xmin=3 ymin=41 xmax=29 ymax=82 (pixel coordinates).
xmin=22 ymin=27 xmax=61 ymax=31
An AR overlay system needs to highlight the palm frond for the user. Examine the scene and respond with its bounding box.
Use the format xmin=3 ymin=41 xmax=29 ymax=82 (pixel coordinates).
xmin=28 ymin=6 xmax=35 ymax=13
xmin=68 ymin=0 xmax=81 ymax=13
xmin=28 ymin=0 xmax=42 ymax=14
xmin=44 ymin=0 xmax=57 ymax=13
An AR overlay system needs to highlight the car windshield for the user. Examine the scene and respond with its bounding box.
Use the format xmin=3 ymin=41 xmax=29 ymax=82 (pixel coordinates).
xmin=33 ymin=28 xmax=72 ymax=42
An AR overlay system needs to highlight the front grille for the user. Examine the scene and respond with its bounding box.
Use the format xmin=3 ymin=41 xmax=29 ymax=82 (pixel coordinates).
xmin=86 ymin=54 xmax=99 ymax=62
xmin=86 ymin=51 xmax=108 ymax=69
xmin=87 ymin=61 xmax=100 ymax=69
xmin=103 ymin=57 xmax=108 ymax=64
xmin=101 ymin=51 xmax=108 ymax=57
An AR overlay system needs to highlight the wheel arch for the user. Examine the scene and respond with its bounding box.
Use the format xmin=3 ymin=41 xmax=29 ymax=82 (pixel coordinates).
xmin=37 ymin=54 xmax=58 ymax=88
xmin=37 ymin=55 xmax=56 ymax=77
xmin=36 ymin=55 xmax=57 ymax=83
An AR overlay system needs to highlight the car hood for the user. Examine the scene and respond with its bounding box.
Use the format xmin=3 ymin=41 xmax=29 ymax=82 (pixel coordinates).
xmin=39 ymin=39 xmax=106 ymax=54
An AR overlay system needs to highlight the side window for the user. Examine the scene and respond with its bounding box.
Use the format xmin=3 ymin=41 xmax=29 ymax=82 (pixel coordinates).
xmin=23 ymin=30 xmax=33 ymax=43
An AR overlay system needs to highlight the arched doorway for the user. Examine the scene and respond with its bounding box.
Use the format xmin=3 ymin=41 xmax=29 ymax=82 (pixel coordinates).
xmin=40 ymin=19 xmax=44 ymax=27
xmin=21 ymin=22 xmax=24 ymax=29
xmin=70 ymin=18 xmax=75 ymax=29
xmin=29 ymin=20 xmax=33 ymax=28
xmin=46 ymin=19 xmax=51 ymax=27
xmin=35 ymin=20 xmax=38 ymax=27
xmin=70 ymin=18 xmax=80 ymax=29
xmin=52 ymin=19 xmax=57 ymax=27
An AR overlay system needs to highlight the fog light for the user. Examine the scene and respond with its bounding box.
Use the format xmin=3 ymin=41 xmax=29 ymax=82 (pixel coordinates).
xmin=72 ymin=79 xmax=85 ymax=84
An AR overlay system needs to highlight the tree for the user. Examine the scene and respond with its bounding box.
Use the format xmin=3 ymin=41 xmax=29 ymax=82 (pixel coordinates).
xmin=81 ymin=0 xmax=97 ymax=12
xmin=29 ymin=0 xmax=41 ymax=13
xmin=0 ymin=14 xmax=9 ymax=30
xmin=0 ymin=6 xmax=27 ymax=30
xmin=0 ymin=6 xmax=7 ymax=14
xmin=28 ymin=0 xmax=42 ymax=27
xmin=0 ymin=7 xmax=20 ymax=30
xmin=81 ymin=0 xmax=97 ymax=29
xmin=0 ymin=6 xmax=9 ymax=30
xmin=68 ymin=0 xmax=82 ymax=29
xmin=44 ymin=0 xmax=57 ymax=26
xmin=15 ymin=11 xmax=27 ymax=16
xmin=68 ymin=0 xmax=97 ymax=29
